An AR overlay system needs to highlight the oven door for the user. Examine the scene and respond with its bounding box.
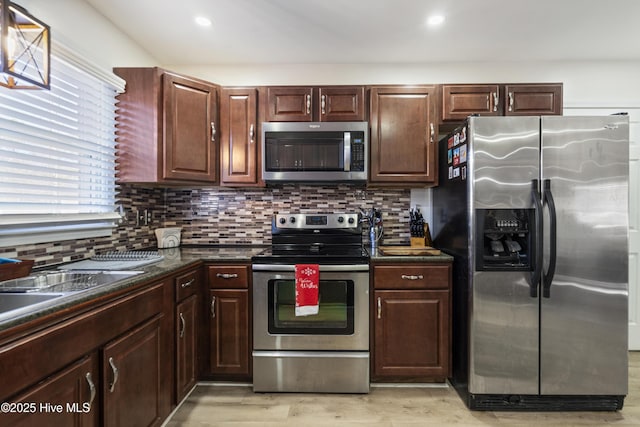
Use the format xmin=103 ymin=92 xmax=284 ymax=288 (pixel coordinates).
xmin=252 ymin=264 xmax=369 ymax=351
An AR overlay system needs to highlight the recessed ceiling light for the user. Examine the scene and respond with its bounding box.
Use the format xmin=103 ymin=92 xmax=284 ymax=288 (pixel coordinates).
xmin=427 ymin=14 xmax=445 ymax=26
xmin=195 ymin=16 xmax=212 ymax=27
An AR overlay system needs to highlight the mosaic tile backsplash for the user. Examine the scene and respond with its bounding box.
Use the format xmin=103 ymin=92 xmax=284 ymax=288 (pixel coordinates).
xmin=2 ymin=184 xmax=413 ymax=267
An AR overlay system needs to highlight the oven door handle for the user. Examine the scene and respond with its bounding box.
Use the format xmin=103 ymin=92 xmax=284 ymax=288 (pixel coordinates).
xmin=252 ymin=350 xmax=369 ymax=359
xmin=252 ymin=264 xmax=369 ymax=272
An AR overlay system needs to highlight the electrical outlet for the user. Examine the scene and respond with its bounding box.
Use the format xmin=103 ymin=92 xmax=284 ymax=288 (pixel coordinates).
xmin=145 ymin=209 xmax=152 ymax=225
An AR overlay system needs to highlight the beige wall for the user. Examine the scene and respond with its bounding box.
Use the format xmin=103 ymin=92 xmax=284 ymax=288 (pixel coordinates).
xmin=18 ymin=0 xmax=640 ymax=107
xmin=19 ymin=0 xmax=158 ymax=70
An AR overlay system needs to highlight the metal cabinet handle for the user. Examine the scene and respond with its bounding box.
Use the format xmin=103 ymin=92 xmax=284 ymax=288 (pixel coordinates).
xmin=401 ymin=274 xmax=424 ymax=280
xmin=211 ymin=122 xmax=216 ymax=142
xmin=180 ymin=278 xmax=195 ymax=288
xmin=249 ymin=124 xmax=255 ymax=143
xmin=492 ymin=91 xmax=499 ymax=112
xmin=508 ymin=92 xmax=514 ymax=112
xmin=85 ymin=372 xmax=96 ymax=409
xmin=306 ymin=94 xmax=311 ymax=115
xmin=429 ymin=123 xmax=435 ymax=143
xmin=179 ymin=312 xmax=186 ymax=338
xmin=321 ymin=94 xmax=326 ymax=115
xmin=108 ymin=357 xmax=118 ymax=393
xmin=211 ymin=296 xmax=216 ymax=318
xmin=216 ymin=273 xmax=238 ymax=279
xmin=377 ymin=297 xmax=382 ymax=319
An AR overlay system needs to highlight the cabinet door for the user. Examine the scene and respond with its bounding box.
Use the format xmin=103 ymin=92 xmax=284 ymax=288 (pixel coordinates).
xmin=103 ymin=317 xmax=163 ymax=427
xmin=176 ymin=294 xmax=198 ymax=402
xmin=370 ymin=86 xmax=438 ymax=184
xmin=5 ymin=355 xmax=99 ymax=427
xmin=441 ymin=84 xmax=502 ymax=121
xmin=208 ymin=289 xmax=250 ymax=377
xmin=319 ymin=86 xmax=365 ymax=121
xmin=373 ymin=290 xmax=449 ymax=380
xmin=504 ymin=83 xmax=563 ymax=116
xmin=220 ymin=88 xmax=259 ymax=185
xmin=163 ymin=73 xmax=218 ymax=182
xmin=266 ymin=87 xmax=313 ymax=121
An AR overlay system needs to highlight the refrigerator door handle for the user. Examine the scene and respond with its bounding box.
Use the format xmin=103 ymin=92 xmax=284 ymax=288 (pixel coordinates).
xmin=542 ymin=179 xmax=557 ymax=298
xmin=530 ymin=179 xmax=543 ymax=298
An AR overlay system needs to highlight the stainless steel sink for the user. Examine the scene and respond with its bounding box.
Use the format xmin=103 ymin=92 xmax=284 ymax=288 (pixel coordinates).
xmin=0 ymin=270 xmax=144 ymax=318
xmin=0 ymin=293 xmax=66 ymax=314
xmin=0 ymin=270 xmax=143 ymax=294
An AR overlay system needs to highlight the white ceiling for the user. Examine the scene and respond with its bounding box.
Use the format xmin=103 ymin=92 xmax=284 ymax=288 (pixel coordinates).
xmin=83 ymin=0 xmax=640 ymax=65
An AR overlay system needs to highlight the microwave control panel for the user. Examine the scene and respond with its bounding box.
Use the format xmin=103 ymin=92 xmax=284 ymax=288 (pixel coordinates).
xmin=351 ymin=134 xmax=365 ymax=172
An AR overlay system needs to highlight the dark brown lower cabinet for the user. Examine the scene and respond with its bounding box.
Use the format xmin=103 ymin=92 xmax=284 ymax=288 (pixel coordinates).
xmin=176 ymin=293 xmax=199 ymax=401
xmin=372 ymin=262 xmax=452 ymax=382
xmin=6 ymin=355 xmax=99 ymax=427
xmin=208 ymin=289 xmax=250 ymax=377
xmin=373 ymin=290 xmax=450 ymax=380
xmin=103 ymin=316 xmax=163 ymax=427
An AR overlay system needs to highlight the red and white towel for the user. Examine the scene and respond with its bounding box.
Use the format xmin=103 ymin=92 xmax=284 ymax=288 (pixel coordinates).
xmin=295 ymin=264 xmax=319 ymax=316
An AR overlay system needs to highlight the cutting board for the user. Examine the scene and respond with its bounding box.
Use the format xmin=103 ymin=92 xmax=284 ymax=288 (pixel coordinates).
xmin=378 ymin=246 xmax=442 ymax=256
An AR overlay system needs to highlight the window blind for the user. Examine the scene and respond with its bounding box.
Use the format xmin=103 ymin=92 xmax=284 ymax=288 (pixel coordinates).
xmin=0 ymin=42 xmax=125 ymax=247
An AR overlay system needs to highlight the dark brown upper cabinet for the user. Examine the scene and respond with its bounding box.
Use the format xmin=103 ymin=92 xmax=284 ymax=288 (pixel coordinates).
xmin=369 ymin=85 xmax=438 ymax=185
xmin=441 ymin=83 xmax=563 ymax=121
xmin=220 ymin=87 xmax=261 ymax=186
xmin=503 ymin=83 xmax=563 ymax=116
xmin=114 ymin=67 xmax=219 ymax=184
xmin=265 ymin=86 xmax=365 ymax=122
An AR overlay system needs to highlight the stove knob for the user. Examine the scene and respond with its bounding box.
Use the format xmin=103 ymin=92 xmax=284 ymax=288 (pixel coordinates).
xmin=279 ymin=217 xmax=286 ymax=225
xmin=337 ymin=216 xmax=344 ymax=223
xmin=289 ymin=217 xmax=296 ymax=224
xmin=348 ymin=217 xmax=355 ymax=224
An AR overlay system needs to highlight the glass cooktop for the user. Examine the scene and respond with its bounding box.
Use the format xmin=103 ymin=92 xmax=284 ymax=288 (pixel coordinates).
xmin=252 ymin=244 xmax=369 ymax=265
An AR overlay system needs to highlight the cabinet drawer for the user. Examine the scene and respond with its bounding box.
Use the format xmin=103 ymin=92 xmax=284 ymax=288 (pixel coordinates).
xmin=175 ymin=269 xmax=200 ymax=301
xmin=373 ymin=264 xmax=450 ymax=290
xmin=207 ymin=265 xmax=249 ymax=289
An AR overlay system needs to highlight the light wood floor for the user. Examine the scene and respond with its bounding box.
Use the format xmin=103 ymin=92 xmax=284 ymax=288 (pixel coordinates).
xmin=165 ymin=352 xmax=640 ymax=426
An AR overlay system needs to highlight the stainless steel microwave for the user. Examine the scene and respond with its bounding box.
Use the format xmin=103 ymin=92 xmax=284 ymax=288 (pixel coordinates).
xmin=261 ymin=122 xmax=368 ymax=182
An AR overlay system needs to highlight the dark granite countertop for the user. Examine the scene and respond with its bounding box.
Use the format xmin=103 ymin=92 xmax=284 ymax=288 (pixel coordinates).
xmin=0 ymin=246 xmax=266 ymax=332
xmin=0 ymin=244 xmax=452 ymax=332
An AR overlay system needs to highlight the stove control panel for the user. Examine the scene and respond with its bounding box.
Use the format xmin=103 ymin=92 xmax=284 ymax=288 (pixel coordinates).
xmin=274 ymin=213 xmax=360 ymax=230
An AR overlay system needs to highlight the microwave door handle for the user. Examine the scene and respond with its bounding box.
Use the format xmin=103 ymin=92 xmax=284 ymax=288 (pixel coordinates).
xmin=344 ymin=132 xmax=351 ymax=172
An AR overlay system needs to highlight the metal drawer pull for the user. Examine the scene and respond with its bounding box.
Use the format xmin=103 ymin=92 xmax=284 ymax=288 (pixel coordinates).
xmin=492 ymin=91 xmax=499 ymax=111
xmin=401 ymin=274 xmax=424 ymax=280
xmin=180 ymin=278 xmax=195 ymax=288
xmin=377 ymin=297 xmax=382 ymax=319
xmin=508 ymin=92 xmax=514 ymax=112
xmin=179 ymin=312 xmax=186 ymax=338
xmin=85 ymin=372 xmax=96 ymax=409
xmin=429 ymin=123 xmax=435 ymax=143
xmin=306 ymin=94 xmax=311 ymax=114
xmin=211 ymin=296 xmax=216 ymax=318
xmin=216 ymin=273 xmax=238 ymax=279
xmin=108 ymin=357 xmax=119 ymax=393
xmin=211 ymin=122 xmax=217 ymax=142
xmin=321 ymin=94 xmax=326 ymax=115
xmin=249 ymin=124 xmax=255 ymax=143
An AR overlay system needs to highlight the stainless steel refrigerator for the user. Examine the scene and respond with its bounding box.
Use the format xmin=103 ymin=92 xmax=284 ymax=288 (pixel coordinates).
xmin=433 ymin=115 xmax=629 ymax=410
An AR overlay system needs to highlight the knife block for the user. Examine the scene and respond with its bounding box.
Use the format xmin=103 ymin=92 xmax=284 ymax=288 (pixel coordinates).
xmin=410 ymin=223 xmax=433 ymax=247
xmin=410 ymin=237 xmax=426 ymax=247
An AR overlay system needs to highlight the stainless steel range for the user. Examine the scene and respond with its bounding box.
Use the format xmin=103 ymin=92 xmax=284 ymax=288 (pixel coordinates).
xmin=251 ymin=213 xmax=370 ymax=393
